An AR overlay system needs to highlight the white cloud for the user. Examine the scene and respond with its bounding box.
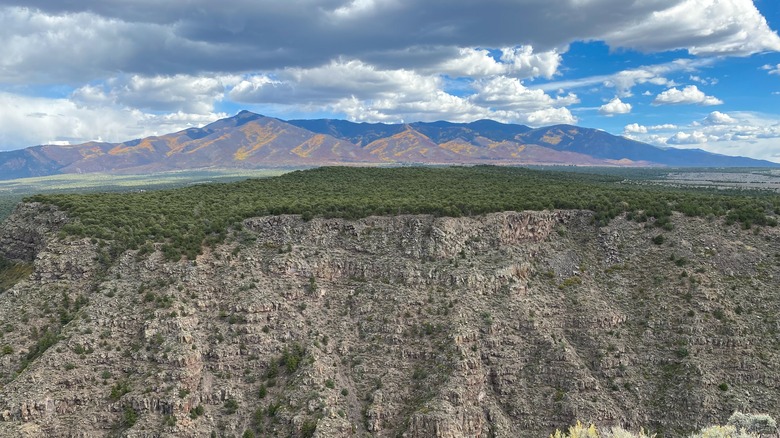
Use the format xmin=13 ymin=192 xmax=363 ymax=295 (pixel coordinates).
xmin=499 ymin=46 xmax=562 ymax=80
xmin=433 ymin=46 xmax=562 ymax=80
xmin=648 ymin=124 xmax=678 ymax=130
xmin=653 ymin=85 xmax=723 ymax=106
xmin=0 ymin=91 xmax=224 ymax=149
xmin=603 ymin=70 xmax=671 ymax=98
xmin=601 ymin=0 xmax=780 ymax=56
xmin=689 ymin=75 xmax=718 ymax=85
xmin=765 ymin=64 xmax=780 ymax=75
xmin=523 ymin=107 xmax=577 ymax=126
xmin=541 ymin=58 xmax=708 ymax=96
xmin=624 ymin=123 xmax=648 ymax=134
xmin=331 ymin=92 xmax=480 ymax=123
xmin=72 ymin=74 xmax=239 ymax=114
xmin=599 ymin=97 xmax=632 ymax=116
xmin=624 ymin=112 xmax=780 ymax=161
xmin=230 ymin=63 xmax=579 ymax=126
xmin=230 ymin=60 xmax=441 ymax=105
xmin=667 ymin=131 xmax=710 ymax=145
xmin=435 ymin=48 xmax=507 ymax=78
xmin=471 ymin=76 xmax=579 ymax=110
xmin=703 ymin=111 xmax=738 ymax=125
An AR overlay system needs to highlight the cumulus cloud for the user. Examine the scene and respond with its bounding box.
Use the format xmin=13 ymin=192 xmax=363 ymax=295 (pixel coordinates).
xmin=230 ymin=63 xmax=579 ymax=126
xmin=599 ymin=97 xmax=632 ymax=116
xmin=622 ymin=111 xmax=780 ymax=161
xmin=432 ymin=46 xmax=562 ymax=79
xmin=653 ymin=85 xmax=723 ymax=106
xmin=230 ymin=60 xmax=441 ymax=105
xmin=624 ymin=123 xmax=683 ymax=139
xmin=471 ymin=76 xmax=579 ymax=111
xmin=499 ymin=46 xmax=562 ymax=80
xmin=600 ymin=0 xmax=780 ymax=56
xmin=624 ymin=123 xmax=648 ymax=134
xmin=667 ymin=131 xmax=711 ymax=145
xmin=703 ymin=111 xmax=738 ymax=125
xmin=435 ymin=48 xmax=508 ymax=78
xmin=72 ymin=74 xmax=240 ymax=114
xmin=0 ymin=92 xmax=224 ymax=149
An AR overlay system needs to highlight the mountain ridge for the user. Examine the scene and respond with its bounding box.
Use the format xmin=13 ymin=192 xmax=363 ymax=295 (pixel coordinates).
xmin=0 ymin=111 xmax=776 ymax=180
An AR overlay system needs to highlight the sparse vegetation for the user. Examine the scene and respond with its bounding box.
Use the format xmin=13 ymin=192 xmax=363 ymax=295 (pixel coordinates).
xmin=280 ymin=342 xmax=306 ymax=374
xmin=223 ymin=398 xmax=239 ymax=414
xmin=190 ymin=404 xmax=205 ymax=419
xmin=0 ymin=256 xmax=33 ymax=292
xmin=121 ymin=406 xmax=138 ymax=429
xmin=109 ymin=380 xmax=131 ymax=401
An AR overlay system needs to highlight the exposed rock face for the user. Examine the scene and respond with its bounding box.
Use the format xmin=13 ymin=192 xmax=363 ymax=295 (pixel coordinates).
xmin=0 ymin=202 xmax=68 ymax=262
xmin=1 ymin=205 xmax=780 ymax=437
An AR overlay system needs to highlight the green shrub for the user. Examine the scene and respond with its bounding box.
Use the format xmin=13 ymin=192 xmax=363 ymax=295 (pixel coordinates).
xmin=189 ymin=404 xmax=205 ymax=419
xmin=121 ymin=406 xmax=138 ymax=428
xmin=280 ymin=343 xmax=305 ymax=374
xmin=223 ymin=398 xmax=239 ymax=414
xmin=109 ymin=380 xmax=131 ymax=401
xmin=301 ymin=420 xmax=318 ymax=438
xmin=267 ymin=401 xmax=281 ymax=417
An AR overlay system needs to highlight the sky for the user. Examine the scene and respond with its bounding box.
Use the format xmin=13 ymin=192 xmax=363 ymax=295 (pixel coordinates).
xmin=1 ymin=0 xmax=780 ymax=162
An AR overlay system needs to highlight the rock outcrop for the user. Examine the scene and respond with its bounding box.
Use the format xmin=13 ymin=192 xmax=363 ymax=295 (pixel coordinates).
xmin=0 ymin=204 xmax=779 ymax=437
xmin=0 ymin=202 xmax=68 ymax=262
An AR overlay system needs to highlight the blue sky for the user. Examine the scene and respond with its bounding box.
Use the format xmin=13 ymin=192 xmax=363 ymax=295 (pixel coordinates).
xmin=1 ymin=1 xmax=780 ymax=162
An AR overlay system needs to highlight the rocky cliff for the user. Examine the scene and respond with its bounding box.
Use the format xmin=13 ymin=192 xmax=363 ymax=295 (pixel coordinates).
xmin=0 ymin=204 xmax=779 ymax=437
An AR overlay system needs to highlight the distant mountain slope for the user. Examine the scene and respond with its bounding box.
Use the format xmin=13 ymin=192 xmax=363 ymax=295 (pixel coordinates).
xmin=0 ymin=147 xmax=69 ymax=179
xmin=522 ymin=125 xmax=775 ymax=167
xmin=286 ymin=119 xmax=406 ymax=146
xmin=0 ymin=111 xmax=776 ymax=180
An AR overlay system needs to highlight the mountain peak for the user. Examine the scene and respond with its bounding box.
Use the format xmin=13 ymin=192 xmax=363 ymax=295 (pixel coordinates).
xmin=236 ymin=110 xmax=261 ymax=117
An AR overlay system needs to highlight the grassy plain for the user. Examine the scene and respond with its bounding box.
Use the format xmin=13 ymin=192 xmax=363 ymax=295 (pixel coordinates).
xmin=0 ymin=169 xmax=291 ymax=222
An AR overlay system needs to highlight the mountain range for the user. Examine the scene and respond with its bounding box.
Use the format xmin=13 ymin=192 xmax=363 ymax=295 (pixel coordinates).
xmin=0 ymin=110 xmax=776 ymax=180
